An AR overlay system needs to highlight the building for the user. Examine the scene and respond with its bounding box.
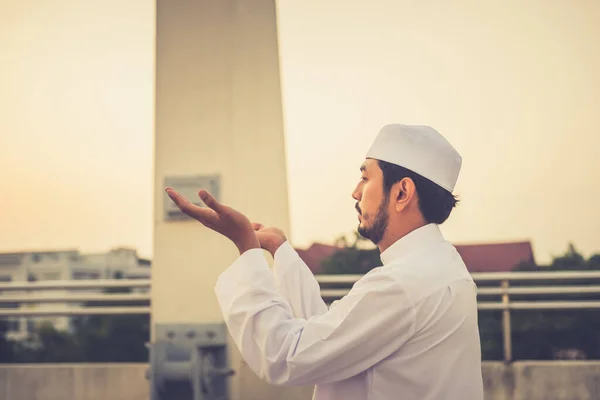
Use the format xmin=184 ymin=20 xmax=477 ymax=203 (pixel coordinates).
xmin=295 ymin=240 xmax=536 ymax=274
xmin=295 ymin=243 xmax=344 ymax=273
xmin=454 ymin=241 xmax=536 ymax=273
xmin=0 ymin=247 xmax=150 ymax=341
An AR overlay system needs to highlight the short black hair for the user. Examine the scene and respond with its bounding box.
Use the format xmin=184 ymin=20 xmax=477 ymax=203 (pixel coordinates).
xmin=377 ymin=160 xmax=459 ymax=224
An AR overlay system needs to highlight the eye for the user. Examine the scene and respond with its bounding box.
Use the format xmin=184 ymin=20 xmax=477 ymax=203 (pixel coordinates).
xmin=361 ymin=177 xmax=368 ymax=183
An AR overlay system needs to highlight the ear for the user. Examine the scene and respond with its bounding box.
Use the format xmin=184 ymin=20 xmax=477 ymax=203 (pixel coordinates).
xmin=392 ymin=178 xmax=417 ymax=212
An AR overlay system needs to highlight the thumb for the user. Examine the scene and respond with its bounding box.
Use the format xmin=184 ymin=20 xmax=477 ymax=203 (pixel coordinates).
xmin=198 ymin=190 xmax=223 ymax=213
xmin=252 ymin=222 xmax=264 ymax=231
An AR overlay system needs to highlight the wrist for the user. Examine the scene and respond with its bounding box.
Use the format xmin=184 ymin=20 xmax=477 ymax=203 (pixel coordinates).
xmin=267 ymin=237 xmax=286 ymax=256
xmin=236 ymin=234 xmax=260 ymax=255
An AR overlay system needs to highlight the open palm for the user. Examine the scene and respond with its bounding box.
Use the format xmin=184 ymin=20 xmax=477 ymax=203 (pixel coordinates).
xmin=165 ymin=188 xmax=259 ymax=254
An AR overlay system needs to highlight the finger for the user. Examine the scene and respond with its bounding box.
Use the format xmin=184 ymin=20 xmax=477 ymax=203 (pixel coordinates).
xmin=166 ymin=188 xmax=220 ymax=225
xmin=165 ymin=188 xmax=192 ymax=211
xmin=252 ymin=222 xmax=264 ymax=231
xmin=198 ymin=190 xmax=225 ymax=214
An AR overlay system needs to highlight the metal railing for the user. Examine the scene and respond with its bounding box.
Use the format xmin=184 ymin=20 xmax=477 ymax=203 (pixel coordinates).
xmin=2 ymin=271 xmax=600 ymax=362
xmin=319 ymin=271 xmax=600 ymax=362
xmin=0 ymin=279 xmax=151 ymax=317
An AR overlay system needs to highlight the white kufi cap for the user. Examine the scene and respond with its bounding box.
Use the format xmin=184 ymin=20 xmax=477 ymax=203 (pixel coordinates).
xmin=365 ymin=124 xmax=462 ymax=192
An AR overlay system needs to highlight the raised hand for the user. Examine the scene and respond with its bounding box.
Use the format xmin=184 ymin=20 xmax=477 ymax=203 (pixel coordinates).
xmin=165 ymin=187 xmax=260 ymax=254
xmin=252 ymin=223 xmax=287 ymax=256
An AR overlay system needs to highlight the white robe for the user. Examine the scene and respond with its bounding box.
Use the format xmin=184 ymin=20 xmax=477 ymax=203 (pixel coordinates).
xmin=214 ymin=223 xmax=484 ymax=399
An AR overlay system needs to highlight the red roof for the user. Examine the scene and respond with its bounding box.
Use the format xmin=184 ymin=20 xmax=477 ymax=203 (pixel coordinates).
xmin=294 ymin=243 xmax=342 ymax=273
xmin=295 ymin=240 xmax=535 ymax=274
xmin=455 ymin=241 xmax=535 ymax=273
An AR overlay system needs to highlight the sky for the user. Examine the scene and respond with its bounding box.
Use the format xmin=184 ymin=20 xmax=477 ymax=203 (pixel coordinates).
xmin=1 ymin=0 xmax=599 ymax=265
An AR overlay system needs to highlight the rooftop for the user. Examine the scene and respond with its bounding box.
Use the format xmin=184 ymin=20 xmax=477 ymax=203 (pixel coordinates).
xmin=295 ymin=240 xmax=536 ymax=273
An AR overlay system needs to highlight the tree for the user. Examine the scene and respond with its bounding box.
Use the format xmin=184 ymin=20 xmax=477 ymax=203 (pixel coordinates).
xmin=319 ymin=233 xmax=380 ymax=275
xmin=548 ymin=243 xmax=587 ymax=271
xmin=24 ymin=322 xmax=83 ymax=362
xmin=587 ymin=254 xmax=600 ymax=270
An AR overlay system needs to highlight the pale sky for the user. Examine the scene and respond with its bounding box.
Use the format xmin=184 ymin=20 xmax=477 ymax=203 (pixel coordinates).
xmin=1 ymin=0 xmax=599 ymax=265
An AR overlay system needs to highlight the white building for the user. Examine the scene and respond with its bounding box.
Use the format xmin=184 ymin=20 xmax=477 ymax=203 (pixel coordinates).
xmin=0 ymin=247 xmax=150 ymax=341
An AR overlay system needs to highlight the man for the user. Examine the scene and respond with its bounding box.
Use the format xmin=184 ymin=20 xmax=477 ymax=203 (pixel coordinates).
xmin=166 ymin=124 xmax=484 ymax=399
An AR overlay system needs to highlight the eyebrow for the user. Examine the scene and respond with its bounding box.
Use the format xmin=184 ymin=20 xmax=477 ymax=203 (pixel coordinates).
xmin=360 ymin=164 xmax=367 ymax=172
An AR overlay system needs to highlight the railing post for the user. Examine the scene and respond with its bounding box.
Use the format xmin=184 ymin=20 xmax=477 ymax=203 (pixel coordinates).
xmin=501 ymin=280 xmax=512 ymax=363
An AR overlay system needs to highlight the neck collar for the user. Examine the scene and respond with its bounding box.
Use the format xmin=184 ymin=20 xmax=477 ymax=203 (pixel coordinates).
xmin=379 ymin=223 xmax=445 ymax=265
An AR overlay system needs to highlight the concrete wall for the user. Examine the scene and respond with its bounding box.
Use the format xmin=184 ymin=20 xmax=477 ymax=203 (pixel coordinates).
xmin=0 ymin=364 xmax=148 ymax=400
xmin=2 ymin=361 xmax=600 ymax=400
xmin=152 ymin=3 xmax=290 ymax=397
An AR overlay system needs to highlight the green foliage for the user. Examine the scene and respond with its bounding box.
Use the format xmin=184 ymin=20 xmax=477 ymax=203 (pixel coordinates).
xmin=319 ymin=233 xmax=380 ymax=275
xmin=20 ymin=322 xmax=84 ymax=363
xmin=550 ymin=243 xmax=587 ymax=270
xmin=587 ymin=254 xmax=600 ymax=270
xmin=477 ymin=311 xmax=503 ymax=360
xmin=70 ymin=314 xmax=149 ymax=362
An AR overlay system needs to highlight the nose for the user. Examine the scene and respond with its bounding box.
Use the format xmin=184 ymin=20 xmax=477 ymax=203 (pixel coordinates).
xmin=351 ymin=183 xmax=361 ymax=202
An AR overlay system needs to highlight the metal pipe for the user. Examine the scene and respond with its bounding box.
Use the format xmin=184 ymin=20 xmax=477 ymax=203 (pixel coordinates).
xmin=472 ymin=271 xmax=600 ymax=281
xmin=477 ymin=302 xmax=505 ymax=310
xmin=0 ymin=293 xmax=151 ymax=304
xmin=477 ymin=301 xmax=600 ymax=310
xmin=323 ymin=286 xmax=600 ymax=298
xmin=477 ymin=285 xmax=600 ymax=295
xmin=316 ymin=275 xmax=363 ymax=284
xmin=501 ymin=280 xmax=512 ymax=363
xmin=0 ymin=279 xmax=150 ymax=291
xmin=4 ymin=300 xmax=600 ymax=317
xmin=2 ymin=271 xmax=599 ymax=292
xmin=0 ymin=306 xmax=150 ymax=317
xmin=315 ymin=271 xmax=600 ymax=285
xmin=509 ymin=301 xmax=600 ymax=310
xmin=320 ymin=289 xmax=350 ymax=298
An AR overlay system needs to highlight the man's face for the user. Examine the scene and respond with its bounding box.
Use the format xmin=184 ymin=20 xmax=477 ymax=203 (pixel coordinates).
xmin=352 ymin=159 xmax=389 ymax=245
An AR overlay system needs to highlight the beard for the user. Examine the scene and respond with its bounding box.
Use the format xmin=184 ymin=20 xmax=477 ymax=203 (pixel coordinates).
xmin=356 ymin=195 xmax=389 ymax=245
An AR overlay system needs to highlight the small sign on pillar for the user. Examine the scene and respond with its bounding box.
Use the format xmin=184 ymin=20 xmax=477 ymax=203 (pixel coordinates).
xmin=164 ymin=175 xmax=221 ymax=221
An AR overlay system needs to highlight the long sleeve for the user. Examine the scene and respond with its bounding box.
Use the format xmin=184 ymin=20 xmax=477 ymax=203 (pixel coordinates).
xmin=271 ymin=241 xmax=328 ymax=319
xmin=214 ymin=248 xmax=416 ymax=387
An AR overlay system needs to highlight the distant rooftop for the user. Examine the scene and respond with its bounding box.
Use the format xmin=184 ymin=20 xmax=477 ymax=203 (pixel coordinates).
xmin=295 ymin=240 xmax=535 ymax=274
xmin=454 ymin=241 xmax=535 ymax=273
xmin=295 ymin=243 xmax=344 ymax=273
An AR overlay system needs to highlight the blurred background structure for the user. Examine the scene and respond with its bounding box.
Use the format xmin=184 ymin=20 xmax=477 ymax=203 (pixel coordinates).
xmin=1 ymin=0 xmax=600 ymax=399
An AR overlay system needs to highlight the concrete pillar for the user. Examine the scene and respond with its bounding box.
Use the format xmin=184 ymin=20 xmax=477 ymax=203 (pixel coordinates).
xmin=152 ymin=0 xmax=291 ymax=398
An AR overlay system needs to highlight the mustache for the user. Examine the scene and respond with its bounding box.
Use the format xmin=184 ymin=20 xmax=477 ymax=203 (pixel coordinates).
xmin=355 ymin=203 xmax=361 ymax=215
